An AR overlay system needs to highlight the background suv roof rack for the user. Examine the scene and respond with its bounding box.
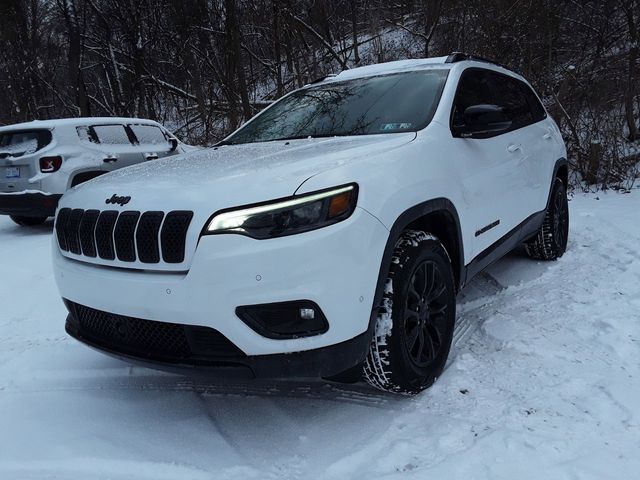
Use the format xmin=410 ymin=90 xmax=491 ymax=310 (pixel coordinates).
xmin=444 ymin=52 xmax=509 ymax=70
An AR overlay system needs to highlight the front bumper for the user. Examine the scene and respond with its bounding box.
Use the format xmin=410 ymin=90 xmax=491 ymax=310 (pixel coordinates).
xmin=54 ymin=207 xmax=389 ymax=376
xmin=0 ymin=191 xmax=61 ymax=217
xmin=64 ymin=301 xmax=371 ymax=378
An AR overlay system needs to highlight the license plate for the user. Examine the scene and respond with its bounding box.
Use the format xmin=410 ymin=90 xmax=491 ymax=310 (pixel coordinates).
xmin=5 ymin=167 xmax=20 ymax=179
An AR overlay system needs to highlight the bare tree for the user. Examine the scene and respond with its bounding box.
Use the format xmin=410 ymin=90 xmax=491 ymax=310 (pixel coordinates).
xmin=0 ymin=0 xmax=637 ymax=186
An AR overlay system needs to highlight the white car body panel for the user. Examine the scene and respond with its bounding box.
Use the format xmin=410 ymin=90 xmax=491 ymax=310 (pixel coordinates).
xmin=58 ymin=133 xmax=414 ymax=271
xmin=54 ymin=206 xmax=388 ymax=355
xmin=51 ymin=58 xmax=568 ymax=370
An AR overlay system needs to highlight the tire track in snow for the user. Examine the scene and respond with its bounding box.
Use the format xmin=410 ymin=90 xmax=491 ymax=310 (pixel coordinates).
xmin=451 ymin=271 xmax=506 ymax=354
xmin=2 ymin=371 xmax=401 ymax=408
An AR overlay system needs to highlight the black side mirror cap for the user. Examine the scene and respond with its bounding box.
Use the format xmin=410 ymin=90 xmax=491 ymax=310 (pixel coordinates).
xmin=452 ymin=104 xmax=512 ymax=139
xmin=169 ymin=138 xmax=179 ymax=152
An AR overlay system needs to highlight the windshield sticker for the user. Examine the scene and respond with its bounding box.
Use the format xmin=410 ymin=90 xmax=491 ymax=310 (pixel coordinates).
xmin=380 ymin=123 xmax=412 ymax=131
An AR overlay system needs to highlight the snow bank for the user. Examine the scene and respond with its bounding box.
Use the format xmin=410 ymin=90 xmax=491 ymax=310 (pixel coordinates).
xmin=0 ymin=190 xmax=639 ymax=479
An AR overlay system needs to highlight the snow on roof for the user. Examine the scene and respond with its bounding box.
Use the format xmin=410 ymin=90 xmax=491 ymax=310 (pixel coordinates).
xmin=0 ymin=117 xmax=161 ymax=132
xmin=327 ymin=56 xmax=451 ymax=82
xmin=322 ymin=56 xmax=519 ymax=84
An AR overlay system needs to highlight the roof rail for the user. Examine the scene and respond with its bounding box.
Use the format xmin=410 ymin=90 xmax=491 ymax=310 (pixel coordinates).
xmin=444 ymin=52 xmax=509 ymax=70
xmin=309 ymin=73 xmax=337 ymax=84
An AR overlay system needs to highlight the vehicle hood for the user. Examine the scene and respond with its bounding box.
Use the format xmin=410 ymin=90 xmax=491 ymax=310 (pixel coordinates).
xmin=61 ymin=133 xmax=415 ymax=212
xmin=57 ymin=133 xmax=414 ymax=271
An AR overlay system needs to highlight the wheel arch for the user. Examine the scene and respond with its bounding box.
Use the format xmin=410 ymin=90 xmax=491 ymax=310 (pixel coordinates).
xmin=69 ymin=170 xmax=107 ymax=188
xmin=555 ymin=161 xmax=568 ymax=189
xmin=540 ymin=157 xmax=569 ymax=213
xmin=365 ymin=198 xmax=465 ymax=343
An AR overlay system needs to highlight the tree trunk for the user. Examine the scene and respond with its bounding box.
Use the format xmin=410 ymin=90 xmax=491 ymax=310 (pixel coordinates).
xmin=351 ymin=0 xmax=360 ymax=64
xmin=60 ymin=0 xmax=91 ymax=116
xmin=623 ymin=1 xmax=639 ymax=141
xmin=273 ymin=0 xmax=284 ymax=97
xmin=224 ymin=0 xmax=252 ymax=122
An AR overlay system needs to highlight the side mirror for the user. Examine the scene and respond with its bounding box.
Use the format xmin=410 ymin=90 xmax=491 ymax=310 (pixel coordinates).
xmin=452 ymin=104 xmax=512 ymax=139
xmin=168 ymin=138 xmax=179 ymax=152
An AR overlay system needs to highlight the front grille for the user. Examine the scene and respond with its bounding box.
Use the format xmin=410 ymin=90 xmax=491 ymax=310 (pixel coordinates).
xmin=114 ymin=211 xmax=140 ymax=262
xmin=56 ymin=208 xmax=193 ymax=265
xmin=95 ymin=211 xmax=118 ymax=260
xmin=160 ymin=211 xmax=194 ymax=263
xmin=78 ymin=209 xmax=99 ymax=257
xmin=67 ymin=209 xmax=84 ymax=254
xmin=136 ymin=212 xmax=164 ymax=263
xmin=66 ymin=301 xmax=245 ymax=362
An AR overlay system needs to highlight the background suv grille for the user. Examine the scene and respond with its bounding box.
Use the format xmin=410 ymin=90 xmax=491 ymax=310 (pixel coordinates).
xmin=56 ymin=208 xmax=193 ymax=265
xmin=65 ymin=301 xmax=246 ymax=362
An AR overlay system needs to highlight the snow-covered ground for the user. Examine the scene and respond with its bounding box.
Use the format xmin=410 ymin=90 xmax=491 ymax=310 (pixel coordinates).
xmin=1 ymin=191 xmax=639 ymax=480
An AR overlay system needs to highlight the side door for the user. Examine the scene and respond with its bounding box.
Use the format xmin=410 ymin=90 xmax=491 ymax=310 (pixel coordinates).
xmin=515 ymin=80 xmax=555 ymax=213
xmin=79 ymin=124 xmax=144 ymax=171
xmin=448 ymin=68 xmax=531 ymax=257
xmin=128 ymin=123 xmax=177 ymax=161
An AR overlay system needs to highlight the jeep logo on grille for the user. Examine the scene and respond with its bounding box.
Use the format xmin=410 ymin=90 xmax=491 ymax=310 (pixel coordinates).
xmin=105 ymin=194 xmax=131 ymax=206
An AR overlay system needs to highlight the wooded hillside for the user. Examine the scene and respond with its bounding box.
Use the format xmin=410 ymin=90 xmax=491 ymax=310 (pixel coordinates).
xmin=1 ymin=0 xmax=638 ymax=187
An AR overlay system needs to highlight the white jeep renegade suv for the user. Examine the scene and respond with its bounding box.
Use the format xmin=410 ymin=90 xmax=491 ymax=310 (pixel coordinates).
xmin=52 ymin=54 xmax=569 ymax=394
xmin=0 ymin=117 xmax=189 ymax=226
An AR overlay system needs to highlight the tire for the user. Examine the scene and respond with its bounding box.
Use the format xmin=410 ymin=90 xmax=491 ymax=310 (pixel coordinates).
xmin=364 ymin=230 xmax=457 ymax=395
xmin=525 ymin=178 xmax=569 ymax=260
xmin=10 ymin=216 xmax=48 ymax=226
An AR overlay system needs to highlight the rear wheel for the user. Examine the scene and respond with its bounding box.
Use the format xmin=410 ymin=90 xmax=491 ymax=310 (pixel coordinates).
xmin=364 ymin=230 xmax=456 ymax=394
xmin=10 ymin=216 xmax=48 ymax=226
xmin=526 ymin=178 xmax=569 ymax=260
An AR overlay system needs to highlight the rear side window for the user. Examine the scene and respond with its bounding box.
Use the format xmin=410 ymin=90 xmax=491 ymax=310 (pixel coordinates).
xmin=452 ymin=68 xmax=541 ymax=135
xmin=0 ymin=129 xmax=52 ymax=158
xmin=129 ymin=124 xmax=169 ymax=146
xmin=490 ymin=73 xmax=534 ymax=130
xmin=77 ymin=125 xmax=133 ymax=145
xmin=92 ymin=125 xmax=132 ymax=145
xmin=519 ymin=83 xmax=546 ymax=123
xmin=76 ymin=126 xmax=98 ymax=143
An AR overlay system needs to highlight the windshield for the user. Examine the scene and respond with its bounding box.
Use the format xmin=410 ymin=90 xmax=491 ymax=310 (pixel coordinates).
xmin=226 ymin=70 xmax=448 ymax=145
xmin=0 ymin=129 xmax=52 ymax=158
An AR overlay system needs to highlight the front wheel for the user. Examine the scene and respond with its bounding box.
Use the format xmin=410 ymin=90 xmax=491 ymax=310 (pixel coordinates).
xmin=10 ymin=216 xmax=48 ymax=226
xmin=364 ymin=230 xmax=456 ymax=395
xmin=526 ymin=178 xmax=569 ymax=260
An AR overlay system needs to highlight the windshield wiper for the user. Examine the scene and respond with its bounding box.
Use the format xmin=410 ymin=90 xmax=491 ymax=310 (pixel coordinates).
xmin=265 ymin=133 xmax=347 ymax=142
xmin=217 ymin=133 xmax=349 ymax=147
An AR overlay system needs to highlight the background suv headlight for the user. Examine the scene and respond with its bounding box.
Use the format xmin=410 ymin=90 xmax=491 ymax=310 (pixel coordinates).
xmin=204 ymin=184 xmax=358 ymax=239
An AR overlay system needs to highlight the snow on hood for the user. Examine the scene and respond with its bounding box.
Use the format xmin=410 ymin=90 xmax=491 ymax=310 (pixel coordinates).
xmin=60 ymin=133 xmax=415 ymax=213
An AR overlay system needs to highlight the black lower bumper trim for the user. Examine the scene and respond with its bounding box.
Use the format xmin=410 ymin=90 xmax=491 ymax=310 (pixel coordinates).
xmin=0 ymin=192 xmax=61 ymax=217
xmin=64 ymin=301 xmax=370 ymax=379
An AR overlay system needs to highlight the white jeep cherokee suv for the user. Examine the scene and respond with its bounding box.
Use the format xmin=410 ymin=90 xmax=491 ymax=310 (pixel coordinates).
xmin=52 ymin=54 xmax=569 ymax=394
xmin=0 ymin=117 xmax=189 ymax=226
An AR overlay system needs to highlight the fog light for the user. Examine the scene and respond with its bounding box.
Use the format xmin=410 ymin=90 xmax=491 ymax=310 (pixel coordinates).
xmin=299 ymin=308 xmax=315 ymax=320
xmin=236 ymin=300 xmax=328 ymax=339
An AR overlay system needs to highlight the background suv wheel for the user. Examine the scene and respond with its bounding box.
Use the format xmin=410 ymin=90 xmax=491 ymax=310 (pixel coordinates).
xmin=364 ymin=230 xmax=456 ymax=394
xmin=10 ymin=216 xmax=48 ymax=226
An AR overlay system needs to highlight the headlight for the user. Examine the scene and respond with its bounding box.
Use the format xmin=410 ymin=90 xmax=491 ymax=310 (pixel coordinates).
xmin=204 ymin=184 xmax=358 ymax=239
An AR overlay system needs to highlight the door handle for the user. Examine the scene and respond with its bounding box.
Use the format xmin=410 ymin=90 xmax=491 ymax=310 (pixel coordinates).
xmin=145 ymin=153 xmax=159 ymax=161
xmin=507 ymin=144 xmax=522 ymax=153
xmin=103 ymin=155 xmax=118 ymax=163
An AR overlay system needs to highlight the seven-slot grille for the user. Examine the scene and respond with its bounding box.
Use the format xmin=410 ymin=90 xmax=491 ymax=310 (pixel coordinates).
xmin=56 ymin=208 xmax=193 ymax=264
